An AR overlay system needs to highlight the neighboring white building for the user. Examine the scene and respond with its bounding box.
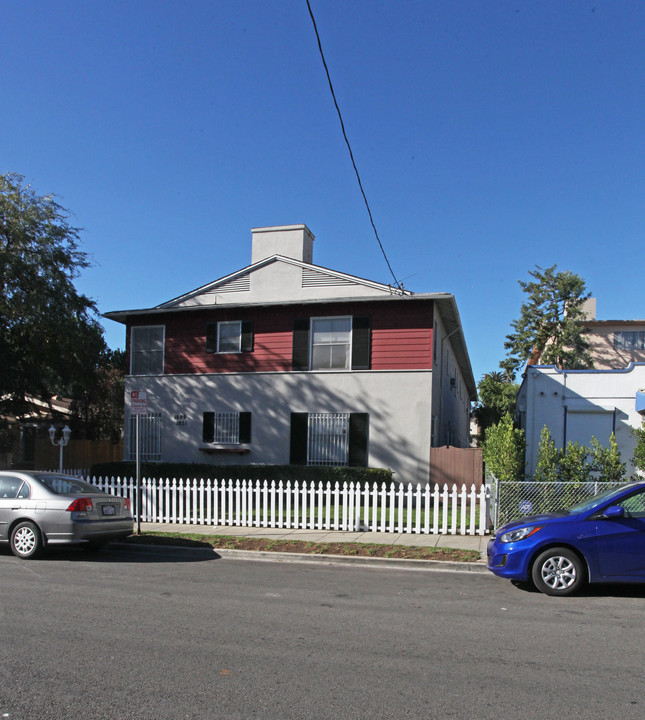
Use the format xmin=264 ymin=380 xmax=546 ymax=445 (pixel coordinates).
xmin=517 ymin=363 xmax=645 ymax=478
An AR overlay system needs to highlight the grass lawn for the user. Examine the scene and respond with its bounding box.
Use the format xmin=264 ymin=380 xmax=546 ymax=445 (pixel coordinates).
xmin=125 ymin=531 xmax=481 ymax=562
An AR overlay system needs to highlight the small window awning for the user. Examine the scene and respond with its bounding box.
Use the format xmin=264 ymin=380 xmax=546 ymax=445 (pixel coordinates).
xmin=636 ymin=391 xmax=645 ymax=416
xmin=199 ymin=445 xmax=250 ymax=455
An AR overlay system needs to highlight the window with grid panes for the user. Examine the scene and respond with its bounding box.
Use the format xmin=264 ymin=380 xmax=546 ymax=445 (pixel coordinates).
xmin=310 ymin=317 xmax=351 ymax=370
xmin=130 ymin=326 xmax=164 ymax=375
xmin=202 ymin=411 xmax=251 ymax=444
xmin=128 ymin=413 xmax=162 ymax=461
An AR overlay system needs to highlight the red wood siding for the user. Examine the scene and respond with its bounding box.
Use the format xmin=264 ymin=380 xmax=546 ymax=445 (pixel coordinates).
xmin=371 ymin=303 xmax=433 ymax=370
xmin=164 ymin=308 xmax=294 ymax=374
xmin=127 ymin=299 xmax=434 ymax=375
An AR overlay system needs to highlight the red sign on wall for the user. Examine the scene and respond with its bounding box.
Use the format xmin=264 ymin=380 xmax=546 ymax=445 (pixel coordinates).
xmin=130 ymin=391 xmax=148 ymax=415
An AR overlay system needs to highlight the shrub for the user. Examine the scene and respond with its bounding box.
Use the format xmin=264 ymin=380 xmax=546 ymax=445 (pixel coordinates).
xmin=534 ymin=426 xmax=560 ymax=483
xmin=89 ymin=461 xmax=394 ymax=488
xmin=632 ymin=421 xmax=645 ymax=478
xmin=590 ymin=433 xmax=625 ymax=483
xmin=482 ymin=412 xmax=525 ymax=482
xmin=530 ymin=430 xmax=627 ymax=484
xmin=557 ymin=441 xmax=590 ymax=484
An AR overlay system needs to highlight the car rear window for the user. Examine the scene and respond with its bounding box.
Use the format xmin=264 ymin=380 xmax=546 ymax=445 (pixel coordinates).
xmin=34 ymin=474 xmax=99 ymax=495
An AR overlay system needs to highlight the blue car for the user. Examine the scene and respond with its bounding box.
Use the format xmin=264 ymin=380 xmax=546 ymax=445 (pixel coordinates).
xmin=487 ymin=481 xmax=645 ymax=596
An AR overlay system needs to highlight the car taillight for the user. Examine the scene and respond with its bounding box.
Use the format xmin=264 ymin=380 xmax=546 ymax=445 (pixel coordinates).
xmin=66 ymin=497 xmax=93 ymax=512
xmin=122 ymin=498 xmax=131 ymax=512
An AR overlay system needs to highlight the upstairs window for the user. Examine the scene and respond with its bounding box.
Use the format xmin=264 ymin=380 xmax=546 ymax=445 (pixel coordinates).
xmin=311 ymin=317 xmax=352 ymax=370
xmin=206 ymin=321 xmax=254 ymax=354
xmin=218 ymin=321 xmax=243 ymax=353
xmin=614 ymin=331 xmax=645 ymax=351
xmin=131 ymin=326 xmax=164 ymax=375
xmin=292 ymin=316 xmax=370 ymax=371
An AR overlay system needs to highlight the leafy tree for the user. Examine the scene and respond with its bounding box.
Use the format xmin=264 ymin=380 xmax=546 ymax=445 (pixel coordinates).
xmin=590 ymin=433 xmax=625 ymax=483
xmin=632 ymin=421 xmax=645 ymax=478
xmin=501 ymin=264 xmax=593 ymax=379
xmin=472 ymin=371 xmax=519 ymax=443
xmin=534 ymin=426 xmax=560 ymax=483
xmin=0 ymin=172 xmax=108 ymax=418
xmin=69 ymin=348 xmax=126 ymax=442
xmin=482 ymin=412 xmax=525 ymax=482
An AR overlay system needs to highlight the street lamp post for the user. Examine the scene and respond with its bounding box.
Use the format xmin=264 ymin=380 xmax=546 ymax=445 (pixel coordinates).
xmin=48 ymin=425 xmax=71 ymax=473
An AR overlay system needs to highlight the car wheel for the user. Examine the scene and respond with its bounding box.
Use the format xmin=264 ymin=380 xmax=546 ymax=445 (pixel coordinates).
xmin=10 ymin=521 xmax=43 ymax=559
xmin=531 ymin=547 xmax=585 ymax=596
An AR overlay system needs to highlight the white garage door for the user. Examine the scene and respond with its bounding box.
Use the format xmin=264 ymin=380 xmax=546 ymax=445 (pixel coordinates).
xmin=565 ymin=409 xmax=615 ymax=447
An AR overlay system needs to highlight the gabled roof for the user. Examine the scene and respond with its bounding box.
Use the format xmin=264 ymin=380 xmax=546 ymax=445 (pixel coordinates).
xmin=105 ymin=253 xmax=411 ymax=321
xmin=103 ymin=254 xmax=477 ymax=400
xmin=155 ymin=254 xmax=410 ymax=309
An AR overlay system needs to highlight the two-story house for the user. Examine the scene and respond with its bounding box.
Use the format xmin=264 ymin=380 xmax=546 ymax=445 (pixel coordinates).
xmin=105 ymin=225 xmax=477 ymax=485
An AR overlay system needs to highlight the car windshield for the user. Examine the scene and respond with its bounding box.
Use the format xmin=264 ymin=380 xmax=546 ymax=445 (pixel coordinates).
xmin=566 ymin=485 xmax=632 ymax=514
xmin=34 ymin=474 xmax=99 ymax=495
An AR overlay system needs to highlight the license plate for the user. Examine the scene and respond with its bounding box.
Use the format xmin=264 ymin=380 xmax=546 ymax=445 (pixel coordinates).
xmin=102 ymin=505 xmax=116 ymax=516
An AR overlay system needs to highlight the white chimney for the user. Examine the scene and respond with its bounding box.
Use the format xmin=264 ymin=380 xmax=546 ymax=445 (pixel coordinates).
xmin=251 ymin=225 xmax=314 ymax=265
xmin=581 ymin=298 xmax=596 ymax=320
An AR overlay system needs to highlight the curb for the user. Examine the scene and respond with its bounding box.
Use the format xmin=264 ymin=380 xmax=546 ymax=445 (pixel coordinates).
xmin=117 ymin=541 xmax=489 ymax=574
xmin=214 ymin=547 xmax=489 ymax=573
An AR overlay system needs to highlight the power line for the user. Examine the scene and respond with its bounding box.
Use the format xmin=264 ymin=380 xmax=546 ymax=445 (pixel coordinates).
xmin=305 ymin=0 xmax=403 ymax=291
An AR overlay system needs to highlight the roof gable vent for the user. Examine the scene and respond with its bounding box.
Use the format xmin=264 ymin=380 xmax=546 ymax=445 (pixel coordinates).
xmin=302 ymin=267 xmax=355 ymax=288
xmin=216 ymin=274 xmax=251 ymax=293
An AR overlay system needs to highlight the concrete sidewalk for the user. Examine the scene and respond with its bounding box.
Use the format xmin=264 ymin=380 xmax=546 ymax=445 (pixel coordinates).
xmin=140 ymin=522 xmax=489 ymax=559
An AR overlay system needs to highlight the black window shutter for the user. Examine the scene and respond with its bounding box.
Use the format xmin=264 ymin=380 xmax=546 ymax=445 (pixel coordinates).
xmin=351 ymin=316 xmax=371 ymax=370
xmin=206 ymin=324 xmax=217 ymax=353
xmin=348 ymin=413 xmax=369 ymax=467
xmin=290 ymin=412 xmax=309 ymax=464
xmin=292 ymin=318 xmax=310 ymax=370
xmin=202 ymin=412 xmax=215 ymax=442
xmin=241 ymin=321 xmax=254 ymax=352
xmin=239 ymin=412 xmax=252 ymax=443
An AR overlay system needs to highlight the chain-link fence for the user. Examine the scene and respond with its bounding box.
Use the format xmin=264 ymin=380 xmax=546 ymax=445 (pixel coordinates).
xmin=490 ymin=478 xmax=631 ymax=530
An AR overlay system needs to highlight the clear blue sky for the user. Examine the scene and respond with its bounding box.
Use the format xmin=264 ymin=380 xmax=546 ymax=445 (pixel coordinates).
xmin=3 ymin=1 xmax=644 ymax=386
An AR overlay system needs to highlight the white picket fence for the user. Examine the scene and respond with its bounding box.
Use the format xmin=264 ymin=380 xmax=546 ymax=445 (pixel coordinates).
xmin=85 ymin=476 xmax=492 ymax=535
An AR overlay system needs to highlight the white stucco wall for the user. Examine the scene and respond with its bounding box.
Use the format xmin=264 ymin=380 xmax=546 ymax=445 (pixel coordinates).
xmin=517 ymin=363 xmax=645 ymax=477
xmin=125 ymin=370 xmax=433 ymax=485
xmin=432 ymin=312 xmax=472 ymax=448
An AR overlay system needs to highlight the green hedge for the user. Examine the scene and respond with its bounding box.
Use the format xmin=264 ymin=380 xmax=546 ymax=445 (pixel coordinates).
xmin=88 ymin=462 xmax=393 ymax=488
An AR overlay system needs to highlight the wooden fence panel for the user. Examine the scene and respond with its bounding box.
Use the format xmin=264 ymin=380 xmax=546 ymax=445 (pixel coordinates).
xmin=430 ymin=447 xmax=483 ymax=489
xmin=34 ymin=438 xmax=123 ymax=470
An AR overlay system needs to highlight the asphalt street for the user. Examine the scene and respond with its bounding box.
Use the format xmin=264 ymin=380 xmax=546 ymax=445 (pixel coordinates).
xmin=1 ymin=544 xmax=644 ymax=720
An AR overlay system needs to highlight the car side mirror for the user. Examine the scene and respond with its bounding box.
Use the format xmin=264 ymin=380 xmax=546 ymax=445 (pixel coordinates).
xmin=602 ymin=505 xmax=625 ymax=519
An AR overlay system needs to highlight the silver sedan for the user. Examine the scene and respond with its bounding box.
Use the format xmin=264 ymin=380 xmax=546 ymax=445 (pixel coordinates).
xmin=0 ymin=471 xmax=134 ymax=558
